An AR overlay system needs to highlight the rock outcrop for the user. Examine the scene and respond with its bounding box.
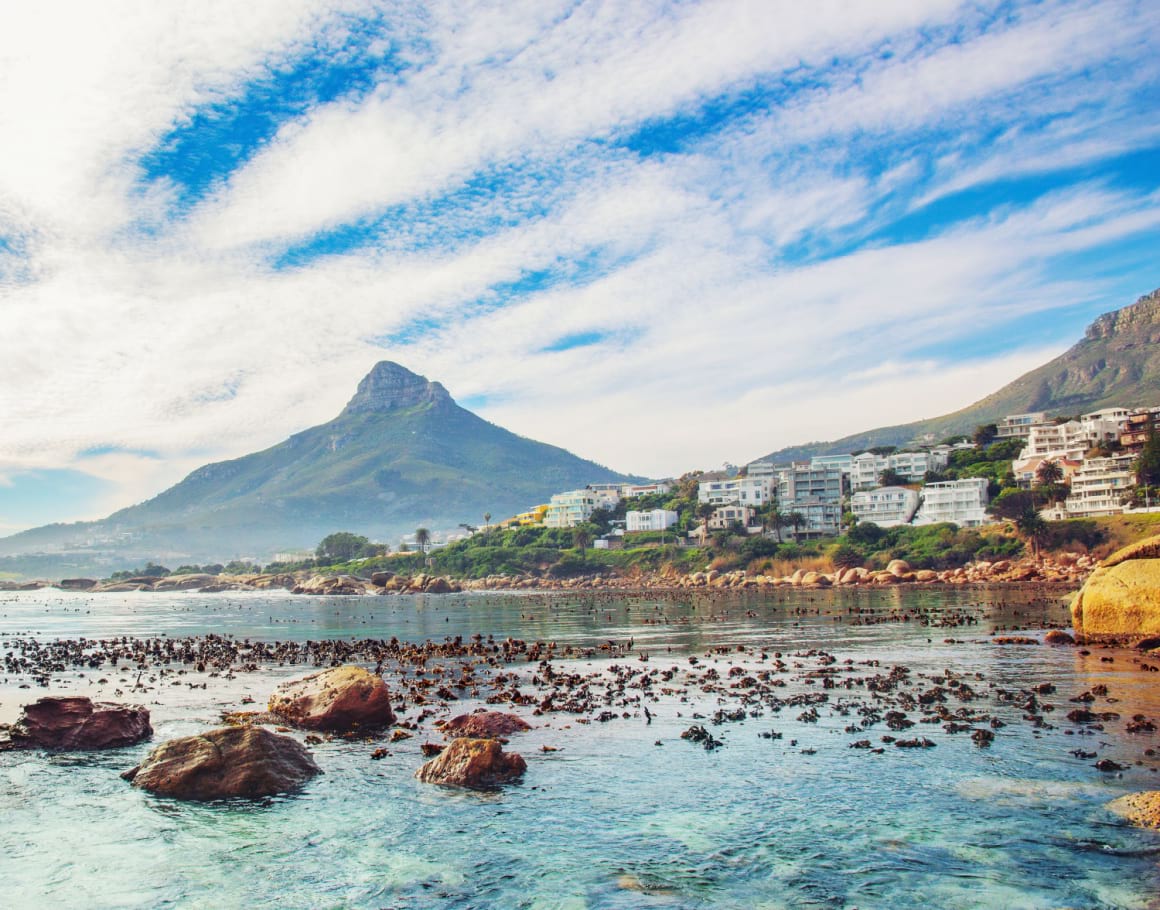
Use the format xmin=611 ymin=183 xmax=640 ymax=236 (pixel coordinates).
xmin=436 ymin=711 xmax=531 ymax=739
xmin=5 ymin=696 xmax=151 ymax=750
xmin=1107 ymin=791 xmax=1160 ymax=829
xmin=415 ymin=737 xmax=526 ymax=789
xmin=268 ymin=665 xmax=395 ymax=731
xmin=122 ymin=726 xmax=320 ymax=800
xmin=1072 ymin=536 xmax=1160 ymax=644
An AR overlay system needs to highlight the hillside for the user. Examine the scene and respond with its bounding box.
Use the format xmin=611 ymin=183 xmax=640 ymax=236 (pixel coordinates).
xmin=0 ymin=363 xmax=631 ymax=570
xmin=761 ymin=286 xmax=1160 ymax=463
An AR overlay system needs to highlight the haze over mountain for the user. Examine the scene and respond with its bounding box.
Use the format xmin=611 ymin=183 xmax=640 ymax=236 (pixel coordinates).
xmin=0 ymin=363 xmax=630 ymax=573
xmin=760 ymin=287 xmax=1160 ymax=464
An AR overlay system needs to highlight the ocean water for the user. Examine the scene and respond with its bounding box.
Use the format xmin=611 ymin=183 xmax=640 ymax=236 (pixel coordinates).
xmin=1 ymin=586 xmax=1158 ymax=909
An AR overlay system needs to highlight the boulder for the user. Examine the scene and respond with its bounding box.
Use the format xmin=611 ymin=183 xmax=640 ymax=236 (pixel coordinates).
xmin=153 ymin=573 xmax=219 ymax=591
xmin=436 ymin=711 xmax=531 ymax=739
xmin=886 ymin=559 xmax=911 ymax=577
xmin=7 ymin=696 xmax=151 ymax=750
xmin=292 ymin=574 xmax=368 ymax=596
xmin=370 ymin=571 xmax=395 ymax=587
xmin=268 ymin=665 xmax=395 ymax=732
xmin=122 ymin=726 xmax=320 ymax=801
xmin=800 ymin=571 xmax=831 ymax=587
xmin=424 ymin=576 xmax=453 ymax=594
xmin=1107 ymin=791 xmax=1160 ymax=829
xmin=415 ymin=737 xmax=526 ymax=789
xmin=1072 ymin=535 xmax=1160 ymax=643
xmin=1044 ymin=629 xmax=1075 ymax=645
xmin=57 ymin=578 xmax=97 ymax=591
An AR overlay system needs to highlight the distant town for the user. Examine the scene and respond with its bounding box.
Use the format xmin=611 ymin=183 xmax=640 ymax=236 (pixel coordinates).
xmin=405 ymin=404 xmax=1160 ymax=553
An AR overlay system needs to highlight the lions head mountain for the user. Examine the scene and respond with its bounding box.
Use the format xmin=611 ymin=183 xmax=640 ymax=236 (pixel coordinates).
xmin=761 ymin=286 xmax=1160 ymax=463
xmin=0 ymin=362 xmax=631 ymax=572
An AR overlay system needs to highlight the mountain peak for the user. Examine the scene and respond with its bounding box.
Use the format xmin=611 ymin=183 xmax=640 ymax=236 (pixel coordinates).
xmin=341 ymin=361 xmax=451 ymax=415
xmin=1086 ymin=287 xmax=1160 ymax=340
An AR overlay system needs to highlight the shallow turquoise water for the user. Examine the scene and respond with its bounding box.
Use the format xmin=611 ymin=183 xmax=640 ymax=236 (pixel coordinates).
xmin=1 ymin=587 xmax=1159 ymax=909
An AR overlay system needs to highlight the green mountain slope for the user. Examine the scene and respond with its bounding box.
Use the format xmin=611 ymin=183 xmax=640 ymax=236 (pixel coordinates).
xmin=760 ymin=286 xmax=1160 ymax=463
xmin=0 ymin=363 xmax=631 ymax=566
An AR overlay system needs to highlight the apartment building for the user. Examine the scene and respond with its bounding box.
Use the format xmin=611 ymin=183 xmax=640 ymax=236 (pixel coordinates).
xmin=1062 ymin=454 xmax=1136 ymax=517
xmin=626 ymin=509 xmax=679 ymax=532
xmin=698 ymin=475 xmax=773 ymax=507
xmin=544 ymin=490 xmax=601 ymax=528
xmin=849 ymin=487 xmax=921 ymax=527
xmin=913 ymin=478 xmax=990 ymax=527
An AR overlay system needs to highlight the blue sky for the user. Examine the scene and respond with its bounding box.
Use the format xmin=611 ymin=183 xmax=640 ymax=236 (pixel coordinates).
xmin=1 ymin=0 xmax=1159 ymax=534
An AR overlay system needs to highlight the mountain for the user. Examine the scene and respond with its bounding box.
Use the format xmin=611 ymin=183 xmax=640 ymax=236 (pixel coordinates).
xmin=759 ymin=287 xmax=1160 ymax=464
xmin=0 ymin=362 xmax=632 ymax=570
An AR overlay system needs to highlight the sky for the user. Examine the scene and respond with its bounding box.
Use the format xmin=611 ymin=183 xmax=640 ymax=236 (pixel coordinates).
xmin=1 ymin=0 xmax=1159 ymax=535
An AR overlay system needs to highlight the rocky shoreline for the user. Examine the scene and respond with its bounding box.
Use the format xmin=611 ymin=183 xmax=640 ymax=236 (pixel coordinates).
xmin=0 ymin=553 xmax=1095 ymax=597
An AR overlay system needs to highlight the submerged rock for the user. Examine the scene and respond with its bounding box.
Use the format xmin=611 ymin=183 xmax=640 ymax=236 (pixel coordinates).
xmin=1044 ymin=629 xmax=1075 ymax=645
xmin=436 ymin=711 xmax=531 ymax=739
xmin=123 ymin=726 xmax=320 ymax=801
xmin=7 ymin=696 xmax=151 ymax=750
xmin=1072 ymin=536 xmax=1160 ymax=644
xmin=415 ymin=737 xmax=526 ymax=789
xmin=268 ymin=665 xmax=395 ymax=732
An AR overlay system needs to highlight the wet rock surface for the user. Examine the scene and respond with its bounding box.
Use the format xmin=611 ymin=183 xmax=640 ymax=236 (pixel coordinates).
xmin=1107 ymin=790 xmax=1160 ymax=829
xmin=415 ymin=737 xmax=526 ymax=789
xmin=123 ymin=726 xmax=321 ymax=801
xmin=268 ymin=665 xmax=395 ymax=732
xmin=5 ymin=696 xmax=151 ymax=750
xmin=436 ymin=710 xmax=531 ymax=739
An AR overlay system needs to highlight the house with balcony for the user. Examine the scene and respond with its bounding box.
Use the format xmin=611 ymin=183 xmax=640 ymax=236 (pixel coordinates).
xmin=913 ymin=478 xmax=991 ymax=527
xmin=626 ymin=509 xmax=679 ymax=532
xmin=849 ymin=487 xmax=921 ymax=527
xmin=1060 ymin=454 xmax=1136 ymax=517
xmin=544 ymin=490 xmax=601 ymax=528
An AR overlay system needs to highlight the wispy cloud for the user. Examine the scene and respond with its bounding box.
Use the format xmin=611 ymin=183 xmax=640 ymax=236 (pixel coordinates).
xmin=0 ymin=0 xmax=1157 ymax=528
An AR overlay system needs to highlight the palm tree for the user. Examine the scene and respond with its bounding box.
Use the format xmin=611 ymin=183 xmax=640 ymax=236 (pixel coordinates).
xmin=483 ymin=512 xmax=491 ymax=532
xmin=415 ymin=527 xmax=431 ymax=553
xmin=696 ymin=501 xmax=716 ymax=547
xmin=787 ymin=511 xmax=805 ymax=542
xmin=572 ymin=525 xmax=592 ymax=557
xmin=1014 ymin=506 xmax=1047 ymax=561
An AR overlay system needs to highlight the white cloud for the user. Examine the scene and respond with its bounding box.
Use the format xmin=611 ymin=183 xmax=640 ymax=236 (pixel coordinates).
xmin=0 ymin=1 xmax=1157 ymax=532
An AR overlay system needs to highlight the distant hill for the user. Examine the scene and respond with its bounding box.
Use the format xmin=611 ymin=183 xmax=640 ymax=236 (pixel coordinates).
xmin=760 ymin=287 xmax=1160 ymax=463
xmin=0 ymin=362 xmax=632 ymax=571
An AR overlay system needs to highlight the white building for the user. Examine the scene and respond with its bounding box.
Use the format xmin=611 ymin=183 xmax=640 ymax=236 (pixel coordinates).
xmin=1019 ymin=410 xmax=1128 ymax=462
xmin=780 ymin=462 xmax=844 ymax=505
xmin=544 ymin=490 xmax=601 ymax=528
xmin=584 ymin=483 xmax=623 ymax=510
xmin=707 ymin=505 xmax=756 ymax=531
xmin=914 ymin=478 xmax=991 ymax=527
xmin=698 ymin=475 xmax=773 ymax=507
xmin=997 ymin=412 xmax=1049 ymax=440
xmin=792 ymin=502 xmax=843 ymax=538
xmin=849 ymin=487 xmax=921 ymax=527
xmin=626 ymin=509 xmax=679 ymax=532
xmin=849 ymin=450 xmax=948 ymax=491
xmin=622 ymin=482 xmax=671 ymax=498
xmin=1062 ymin=454 xmax=1136 ymax=517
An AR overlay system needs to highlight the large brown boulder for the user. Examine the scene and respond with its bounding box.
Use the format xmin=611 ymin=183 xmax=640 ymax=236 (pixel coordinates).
xmin=436 ymin=711 xmax=531 ymax=739
xmin=8 ymin=696 xmax=151 ymax=750
xmin=1072 ymin=536 xmax=1160 ymax=643
xmin=268 ymin=665 xmax=395 ymax=732
xmin=415 ymin=737 xmax=526 ymax=789
xmin=1107 ymin=791 xmax=1160 ymax=829
xmin=123 ymin=726 xmax=320 ymax=800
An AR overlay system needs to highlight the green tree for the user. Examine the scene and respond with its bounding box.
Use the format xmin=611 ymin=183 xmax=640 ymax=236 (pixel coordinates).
xmin=787 ymin=511 xmax=805 ymax=542
xmin=571 ymin=524 xmax=593 ymax=557
xmin=973 ymin=424 xmax=998 ymax=447
xmin=483 ymin=512 xmax=492 ymax=532
xmin=316 ymin=532 xmax=371 ymax=562
xmin=879 ymin=468 xmax=907 ymax=487
xmin=415 ymin=527 xmax=431 ymax=553
xmin=1014 ymin=506 xmax=1048 ymax=560
xmin=1134 ymin=421 xmax=1160 ymax=502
